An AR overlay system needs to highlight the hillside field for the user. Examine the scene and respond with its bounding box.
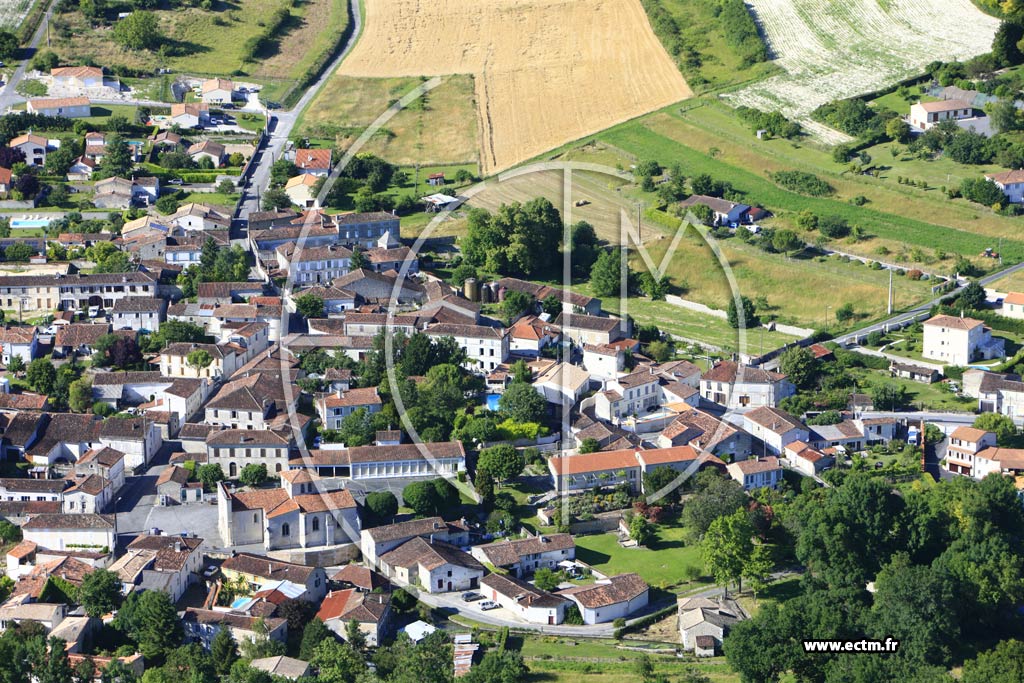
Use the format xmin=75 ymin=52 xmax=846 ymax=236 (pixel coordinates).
xmin=724 ymin=0 xmax=999 ymax=136
xmin=334 ymin=0 xmax=692 ymax=174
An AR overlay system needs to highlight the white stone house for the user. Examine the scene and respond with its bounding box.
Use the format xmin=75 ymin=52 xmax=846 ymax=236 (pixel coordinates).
xmin=909 ymin=100 xmax=974 ymax=130
xmin=21 ymin=513 xmax=116 ymax=551
xmin=424 ymin=323 xmax=509 ymax=374
xmin=99 ymin=418 xmax=163 ymax=471
xmin=481 ymin=573 xmax=569 ymax=625
xmin=470 ymin=533 xmax=575 ymax=578
xmin=742 ymin=406 xmax=809 ymax=455
xmin=726 ymin=456 xmax=782 ymax=491
xmin=0 ymin=326 xmax=39 ymax=364
xmin=378 ymin=537 xmax=484 ymax=593
xmin=923 ymin=314 xmax=1004 ymax=366
xmin=986 ymin=170 xmax=1024 ymax=204
xmin=111 ymin=296 xmax=166 ymax=333
xmin=700 ymin=361 xmax=795 ymax=409
xmin=559 ymin=573 xmax=648 ymax=625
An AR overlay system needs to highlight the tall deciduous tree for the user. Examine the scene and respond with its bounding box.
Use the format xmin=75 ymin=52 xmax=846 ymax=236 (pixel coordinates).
xmin=477 ymin=443 xmax=524 ymax=484
xmin=79 ymin=569 xmax=121 ymax=617
xmin=498 ymin=381 xmax=546 ymax=424
xmin=701 ymin=509 xmax=753 ymax=594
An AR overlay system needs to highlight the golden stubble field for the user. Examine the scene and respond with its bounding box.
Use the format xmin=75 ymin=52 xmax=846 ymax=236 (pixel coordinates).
xmin=338 ymin=0 xmax=693 ymax=174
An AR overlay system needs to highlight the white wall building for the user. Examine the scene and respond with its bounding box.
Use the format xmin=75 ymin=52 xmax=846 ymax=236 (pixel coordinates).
xmin=923 ymin=314 xmax=1004 ymax=366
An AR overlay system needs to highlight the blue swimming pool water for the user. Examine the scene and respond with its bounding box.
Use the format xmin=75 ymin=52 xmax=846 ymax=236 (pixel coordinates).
xmin=11 ymin=219 xmax=51 ymax=229
xmin=485 ymin=393 xmax=500 ymax=411
xmin=230 ymin=597 xmax=249 ymax=609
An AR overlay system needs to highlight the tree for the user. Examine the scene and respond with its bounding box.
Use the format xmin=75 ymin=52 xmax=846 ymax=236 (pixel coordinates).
xmin=498 ymin=381 xmax=546 ymax=424
xmin=262 ymin=187 xmax=293 ymax=211
xmin=501 ymin=289 xmax=533 ymax=321
xmin=127 ymin=590 xmax=183 ymax=658
xmin=6 ymin=354 xmax=23 ymax=373
xmin=112 ymin=11 xmax=162 ymax=50
xmin=681 ymin=471 xmax=747 ymax=538
xmin=474 ymin=467 xmax=495 ymax=509
xmin=97 ymin=134 xmax=134 ymax=179
xmin=973 ymin=413 xmax=1017 ymax=445
xmin=629 ymin=514 xmax=655 ymax=546
xmin=402 ymin=480 xmax=439 ymax=516
xmin=533 ymin=567 xmax=562 ymax=591
xmin=579 ymin=437 xmax=600 ymax=454
xmin=299 ymin=618 xmax=332 ymax=661
xmin=702 ymin=510 xmax=754 ymax=594
xmin=643 ymin=466 xmax=681 ymax=504
xmin=477 ymin=443 xmax=525 ymax=484
xmin=961 ymin=177 xmax=1006 ymax=207
xmin=239 ymin=464 xmax=268 ymax=487
xmin=771 ymin=229 xmax=803 ymax=255
xmin=835 ymin=302 xmax=855 ymax=323
xmin=0 ymin=31 xmax=17 ymax=61
xmin=27 ymin=358 xmax=56 ymax=394
xmin=726 ymin=295 xmax=757 ymax=329
xmin=310 ymin=639 xmax=364 ymax=683
xmin=364 ymin=491 xmax=398 ymax=521
xmin=67 ymin=377 xmax=93 ymax=413
xmin=958 ymin=280 xmax=986 ymax=310
xmin=210 ymin=628 xmax=239 ymax=676
xmin=186 ymin=349 xmax=213 ymax=374
xmin=461 ymin=198 xmax=562 ymax=277
xmin=350 ymin=248 xmax=367 ymax=270
xmin=886 ymin=117 xmax=911 ymax=143
xmin=988 ymin=99 xmax=1021 ymax=135
xmin=541 ymin=294 xmax=562 ymax=317
xmin=344 ymin=619 xmax=366 ymax=652
xmin=4 ymin=243 xmax=35 ymax=262
xmin=570 ymin=220 xmax=600 ymax=278
xmin=962 ymin=639 xmax=1024 ymax=683
xmin=79 ymin=569 xmax=121 ymax=617
xmin=779 ymin=346 xmax=817 ymax=390
xmin=461 ymin=649 xmax=529 ymax=683
xmin=870 ymin=382 xmax=909 ymax=411
xmin=590 ymin=248 xmax=623 ymax=298
xmin=294 ymin=293 xmax=324 ymax=319
xmin=742 ymin=544 xmax=774 ymax=600
xmin=197 ymin=463 xmax=225 ymax=490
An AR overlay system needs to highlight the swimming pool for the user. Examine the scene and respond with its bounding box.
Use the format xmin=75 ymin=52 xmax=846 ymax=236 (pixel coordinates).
xmin=10 ymin=219 xmax=52 ymax=229
xmin=485 ymin=393 xmax=501 ymax=411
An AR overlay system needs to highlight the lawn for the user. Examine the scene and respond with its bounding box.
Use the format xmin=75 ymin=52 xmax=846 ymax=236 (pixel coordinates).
xmin=573 ymin=524 xmax=706 ymax=590
xmin=850 ymin=368 xmax=977 ymax=412
xmin=49 ymin=0 xmax=348 ymax=95
xmin=989 ymin=269 xmax=1024 ymax=293
xmin=518 ymin=635 xmax=740 ymax=682
xmin=82 ymin=104 xmax=140 ymax=126
xmin=736 ymin=576 xmax=802 ymax=619
xmin=297 ymin=74 xmax=479 ymax=167
xmin=179 ymin=192 xmax=240 ymax=209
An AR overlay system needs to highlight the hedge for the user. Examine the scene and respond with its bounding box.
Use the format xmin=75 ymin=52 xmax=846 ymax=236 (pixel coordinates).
xmin=613 ymin=602 xmax=677 ymax=639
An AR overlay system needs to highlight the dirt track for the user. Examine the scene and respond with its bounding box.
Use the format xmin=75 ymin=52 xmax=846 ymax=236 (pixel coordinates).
xmin=339 ymin=0 xmax=692 ymax=174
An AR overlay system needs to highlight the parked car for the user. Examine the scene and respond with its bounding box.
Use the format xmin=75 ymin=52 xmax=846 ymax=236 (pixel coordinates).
xmin=461 ymin=592 xmax=483 ymax=602
xmin=88 ymin=306 xmax=101 ymax=318
xmin=479 ymin=601 xmax=499 ymax=611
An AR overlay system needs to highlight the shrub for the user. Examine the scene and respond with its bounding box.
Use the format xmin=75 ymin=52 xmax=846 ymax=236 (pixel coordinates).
xmin=770 ymin=170 xmax=834 ymax=197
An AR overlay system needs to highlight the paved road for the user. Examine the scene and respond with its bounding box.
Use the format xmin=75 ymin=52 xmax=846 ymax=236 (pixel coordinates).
xmin=0 ymin=0 xmax=56 ymax=111
xmin=236 ymin=0 xmax=363 ymax=220
xmin=833 ymin=259 xmax=1024 ymax=346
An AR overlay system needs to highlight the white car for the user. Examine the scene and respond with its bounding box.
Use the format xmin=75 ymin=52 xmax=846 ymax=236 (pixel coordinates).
xmin=88 ymin=306 xmax=100 ymax=318
xmin=478 ymin=601 xmax=499 ymax=611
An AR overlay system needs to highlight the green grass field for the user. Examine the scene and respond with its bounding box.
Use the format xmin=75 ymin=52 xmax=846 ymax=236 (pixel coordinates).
xmin=573 ymin=524 xmax=706 ymax=590
xmin=297 ymin=74 xmax=479 ymax=167
xmin=50 ymin=0 xmax=348 ymax=98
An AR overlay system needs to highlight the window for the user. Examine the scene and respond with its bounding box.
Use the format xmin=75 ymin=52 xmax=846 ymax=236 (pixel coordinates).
xmin=253 ymin=513 xmax=259 ymax=523
xmin=282 ymin=523 xmax=290 ymax=536
xmin=312 ymin=517 xmax=320 ymax=532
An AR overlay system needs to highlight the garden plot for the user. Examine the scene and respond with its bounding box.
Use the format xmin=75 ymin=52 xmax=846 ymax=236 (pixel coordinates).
xmin=0 ymin=0 xmax=33 ymax=30
xmin=723 ymin=0 xmax=998 ymax=134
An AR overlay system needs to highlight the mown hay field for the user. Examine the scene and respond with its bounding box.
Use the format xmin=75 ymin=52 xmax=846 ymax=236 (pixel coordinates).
xmin=724 ymin=0 xmax=999 ymax=128
xmin=335 ymin=0 xmax=693 ymax=174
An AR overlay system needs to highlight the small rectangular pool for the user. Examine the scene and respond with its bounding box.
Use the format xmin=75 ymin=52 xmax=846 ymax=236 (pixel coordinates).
xmin=485 ymin=393 xmax=501 ymax=411
xmin=11 ymin=219 xmax=52 ymax=229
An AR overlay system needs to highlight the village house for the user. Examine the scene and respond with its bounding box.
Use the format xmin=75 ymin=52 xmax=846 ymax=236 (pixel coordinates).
xmin=890 ymin=360 xmax=940 ymax=384
xmin=249 ymin=657 xmax=310 ymax=680
xmin=316 ymin=387 xmax=382 ymax=430
xmin=0 ymin=602 xmax=68 ymax=633
xmin=582 ymin=344 xmax=624 ymax=379
xmin=200 ymin=78 xmax=234 ymax=104
xmin=220 ymin=552 xmax=328 ymax=601
xmin=284 ymin=174 xmax=320 ymax=209
xmin=495 ymin=278 xmax=602 ymax=316
xmin=170 ymin=103 xmax=211 ymax=129
xmin=480 ymin=573 xmax=570 ymax=625
xmin=207 ymin=429 xmax=292 ymax=477
xmin=9 ymin=133 xmax=48 ymax=166
xmin=334 ymin=211 xmax=401 ymax=249
xmin=66 ymin=156 xmax=96 ymax=181
xmin=183 ymin=608 xmax=287 ymax=650
xmin=26 ymin=96 xmax=91 ymax=118
xmin=424 ymin=323 xmax=509 ymax=373
xmin=0 ymin=326 xmax=38 ymax=364
xmin=657 ymin=404 xmax=752 ymax=459
xmin=553 ymin=312 xmax=625 ymax=347
xmin=169 ymin=203 xmax=232 ymax=231
xmin=742 ymin=406 xmax=809 ymax=455
xmin=99 ymin=417 xmax=163 ymax=470
xmin=783 ymin=441 xmax=833 ymax=477
xmin=923 ymin=314 xmax=1004 ymax=366
xmin=188 ymin=140 xmax=225 ymax=166
xmin=944 ymin=426 xmax=998 ymax=477
xmin=109 ymin=534 xmax=203 ymax=602
xmin=559 ymin=573 xmax=649 ymax=625
xmin=726 ymin=456 xmax=783 ymax=491
xmin=317 ymin=589 xmax=392 ymax=646
xmin=471 ymin=533 xmax=575 ymax=577
xmin=985 ymin=170 xmax=1024 ymax=204
xmin=679 ymin=194 xmax=762 ymax=226
xmin=111 ymin=296 xmax=166 ymax=333
xmin=296 ymin=441 xmax=467 ymax=481
xmin=678 ymin=596 xmax=745 ymax=656
xmin=700 ymin=361 xmax=795 ymax=409
xmin=0 ymin=167 xmax=11 ymax=193
xmin=276 ymin=242 xmax=352 ymax=285
xmin=548 ymin=448 xmax=641 ymax=494
xmin=50 ymin=65 xmax=104 ymax=88
xmin=377 ymin=537 xmax=485 ymax=593
xmin=963 ymin=368 xmax=1024 ymax=421
xmin=160 ymin=342 xmax=242 ymax=379
xmin=359 ymin=516 xmax=470 ymax=566
xmin=21 ymin=513 xmax=116 ymax=552
xmin=909 ymin=99 xmax=974 ymax=130
xmin=533 ymin=361 xmax=592 ymax=407
xmin=293 ymin=148 xmax=332 ymax=175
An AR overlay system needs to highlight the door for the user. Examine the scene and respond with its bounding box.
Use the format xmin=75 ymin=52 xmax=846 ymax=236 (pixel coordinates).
xmin=548 ymin=615 xmax=554 ymax=625
xmin=447 ymin=581 xmax=452 ymax=591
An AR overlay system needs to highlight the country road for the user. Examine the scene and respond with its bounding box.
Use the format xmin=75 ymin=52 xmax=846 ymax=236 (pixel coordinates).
xmin=0 ymin=0 xmax=56 ymax=111
xmin=236 ymin=0 xmax=363 ymax=221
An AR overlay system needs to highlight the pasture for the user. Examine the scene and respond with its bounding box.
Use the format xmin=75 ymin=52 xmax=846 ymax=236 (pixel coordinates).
xmin=723 ymin=0 xmax=999 ymax=130
xmin=336 ymin=0 xmax=692 ymax=174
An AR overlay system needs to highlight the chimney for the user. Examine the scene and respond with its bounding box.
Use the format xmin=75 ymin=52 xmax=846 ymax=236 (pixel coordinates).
xmin=174 ymin=540 xmax=182 ymax=553
xmin=336 ymin=388 xmax=343 ymax=399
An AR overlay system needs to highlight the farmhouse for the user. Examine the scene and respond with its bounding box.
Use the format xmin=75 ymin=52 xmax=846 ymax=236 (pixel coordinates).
xmin=678 ymin=596 xmax=745 ymax=656
xmin=188 ymin=140 xmax=225 ymax=166
xmin=559 ymin=573 xmax=649 ymax=625
xmin=470 ymin=533 xmax=575 ymax=577
xmin=963 ymin=368 xmax=1024 ymax=420
xmin=316 ymin=589 xmax=392 ymax=647
xmin=679 ymin=194 xmax=755 ymax=225
xmin=480 ymin=573 xmax=570 ymax=625
xmin=923 ymin=314 xmax=1004 ymax=366
xmin=985 ymin=170 xmax=1024 ymax=204
xmin=742 ymin=406 xmax=809 ymax=455
xmin=908 ymin=100 xmax=974 ymax=130
xmin=890 ymin=360 xmax=939 ymax=384
xmin=377 ymin=537 xmax=484 ymax=593
xmin=700 ymin=361 xmax=795 ymax=409
xmin=26 ymin=97 xmax=91 ymax=118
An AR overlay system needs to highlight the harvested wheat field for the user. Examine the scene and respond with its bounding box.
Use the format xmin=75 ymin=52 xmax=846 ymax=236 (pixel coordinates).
xmin=338 ymin=0 xmax=692 ymax=174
